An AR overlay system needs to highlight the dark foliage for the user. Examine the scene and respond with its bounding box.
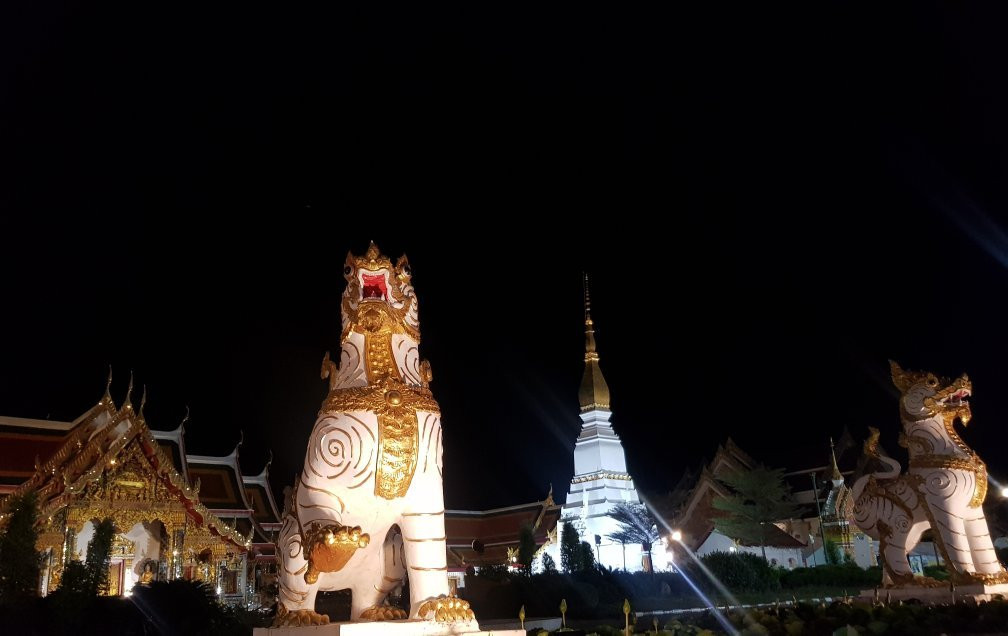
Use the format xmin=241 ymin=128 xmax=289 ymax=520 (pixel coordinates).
xmin=823 ymin=538 xmax=843 ymax=565
xmin=130 ymin=578 xmax=254 ymax=635
xmin=518 ymin=524 xmax=536 ymax=575
xmin=604 ymin=502 xmax=661 ymax=557
xmin=0 ymin=492 xmax=41 ymax=603
xmin=700 ymin=551 xmax=781 ymax=592
xmin=712 ymin=466 xmax=802 ymax=562
xmin=578 ymin=541 xmax=596 ymax=572
xmin=560 ymin=521 xmax=581 ymax=574
xmin=778 ymin=563 xmax=882 ymax=589
xmin=84 ymin=518 xmax=115 ymax=596
xmin=541 ymin=552 xmax=557 ymax=573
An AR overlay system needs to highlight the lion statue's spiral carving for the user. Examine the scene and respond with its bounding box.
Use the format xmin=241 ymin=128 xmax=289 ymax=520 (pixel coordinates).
xmin=274 ymin=242 xmax=476 ymax=627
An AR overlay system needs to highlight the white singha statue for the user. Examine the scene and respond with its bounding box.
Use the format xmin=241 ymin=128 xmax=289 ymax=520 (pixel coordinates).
xmin=274 ymin=242 xmax=476 ymax=628
xmin=851 ymin=361 xmax=1008 ymax=587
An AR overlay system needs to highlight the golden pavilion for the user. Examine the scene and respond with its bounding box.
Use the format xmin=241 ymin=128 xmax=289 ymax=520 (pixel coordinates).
xmin=0 ymin=374 xmax=282 ymax=602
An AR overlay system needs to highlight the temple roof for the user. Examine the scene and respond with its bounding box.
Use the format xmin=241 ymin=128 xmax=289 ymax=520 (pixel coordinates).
xmin=445 ymin=493 xmax=561 ymax=568
xmin=0 ymin=416 xmax=77 ymax=492
xmin=0 ymin=393 xmax=250 ymax=552
xmin=578 ymin=278 xmax=610 ymax=412
xmin=243 ymin=454 xmax=282 ymax=527
xmin=0 ymin=375 xmax=282 ymax=565
xmin=187 ymin=442 xmax=253 ymax=513
xmin=659 ymin=439 xmax=760 ymax=550
xmin=150 ymin=411 xmax=190 ymax=480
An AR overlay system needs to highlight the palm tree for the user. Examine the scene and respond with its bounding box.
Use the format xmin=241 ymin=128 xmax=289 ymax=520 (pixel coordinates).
xmin=606 ymin=502 xmax=661 ymax=572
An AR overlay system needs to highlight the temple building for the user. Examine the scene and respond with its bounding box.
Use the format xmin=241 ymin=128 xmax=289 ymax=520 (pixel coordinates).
xmin=443 ymin=492 xmax=562 ymax=591
xmin=658 ymin=439 xmax=807 ymax=568
xmin=544 ymin=285 xmax=666 ymax=572
xmin=0 ymin=376 xmax=282 ymax=602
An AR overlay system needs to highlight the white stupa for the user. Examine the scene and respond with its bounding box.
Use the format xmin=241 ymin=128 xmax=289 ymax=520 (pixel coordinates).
xmin=546 ymin=280 xmax=666 ymax=572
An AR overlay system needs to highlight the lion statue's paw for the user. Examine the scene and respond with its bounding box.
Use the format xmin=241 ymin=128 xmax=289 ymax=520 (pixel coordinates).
xmin=417 ymin=595 xmax=476 ymax=623
xmin=273 ymin=604 xmax=331 ymax=627
xmin=360 ymin=605 xmax=409 ymax=621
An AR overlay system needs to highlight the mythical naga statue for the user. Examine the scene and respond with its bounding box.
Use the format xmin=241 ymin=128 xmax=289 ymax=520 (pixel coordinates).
xmin=852 ymin=361 xmax=1008 ymax=586
xmin=274 ymin=242 xmax=475 ymax=628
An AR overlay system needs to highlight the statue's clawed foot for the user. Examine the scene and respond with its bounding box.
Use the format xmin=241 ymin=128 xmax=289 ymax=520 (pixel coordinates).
xmin=360 ymin=605 xmax=408 ymax=621
xmin=273 ymin=604 xmax=330 ymax=627
xmin=304 ymin=524 xmax=371 ymax=583
xmin=417 ymin=595 xmax=476 ymax=623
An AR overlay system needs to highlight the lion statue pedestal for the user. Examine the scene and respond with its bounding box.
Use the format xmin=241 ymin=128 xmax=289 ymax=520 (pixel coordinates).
xmin=255 ymin=620 xmax=524 ymax=636
xmin=857 ymin=582 xmax=1008 ymax=605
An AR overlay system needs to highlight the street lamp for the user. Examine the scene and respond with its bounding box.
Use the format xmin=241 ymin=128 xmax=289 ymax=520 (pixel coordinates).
xmin=671 ymin=530 xmax=682 ymax=542
xmin=1000 ymin=486 xmax=1008 ymax=498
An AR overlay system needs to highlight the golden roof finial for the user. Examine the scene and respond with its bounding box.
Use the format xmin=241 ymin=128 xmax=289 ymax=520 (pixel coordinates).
xmin=366 ymin=240 xmax=381 ymax=262
xmin=830 ymin=437 xmax=843 ymax=483
xmin=583 ymin=274 xmax=597 ymax=359
xmin=138 ymin=385 xmax=147 ymax=419
xmin=578 ymin=275 xmax=610 ymax=412
xmin=123 ymin=371 xmax=135 ymax=410
xmin=104 ymin=366 xmax=113 ymax=402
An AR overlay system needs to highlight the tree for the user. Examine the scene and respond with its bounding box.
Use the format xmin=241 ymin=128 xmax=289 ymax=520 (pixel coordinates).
xmin=823 ymin=538 xmax=843 ymax=565
xmin=560 ymin=521 xmax=581 ymax=574
xmin=84 ymin=518 xmax=115 ymax=596
xmin=578 ymin=541 xmax=595 ymax=572
xmin=0 ymin=492 xmax=41 ymax=602
xmin=517 ymin=524 xmax=536 ymax=576
xmin=605 ymin=502 xmax=661 ymax=572
xmin=712 ymin=465 xmax=802 ymax=563
xmin=541 ymin=552 xmax=557 ymax=574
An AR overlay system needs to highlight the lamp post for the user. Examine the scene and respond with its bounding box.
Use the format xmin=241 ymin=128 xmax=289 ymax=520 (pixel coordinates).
xmin=810 ymin=472 xmax=828 ymax=565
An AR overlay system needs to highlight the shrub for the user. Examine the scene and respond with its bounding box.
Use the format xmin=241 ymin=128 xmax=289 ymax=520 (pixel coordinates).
xmin=779 ymin=563 xmax=881 ymax=589
xmin=130 ymin=579 xmax=245 ymax=635
xmin=700 ymin=551 xmax=780 ymax=592
xmin=541 ymin=552 xmax=557 ymax=573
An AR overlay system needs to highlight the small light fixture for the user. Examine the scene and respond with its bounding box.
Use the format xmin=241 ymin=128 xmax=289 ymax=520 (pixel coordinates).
xmin=1001 ymin=487 xmax=1008 ymax=498
xmin=671 ymin=530 xmax=682 ymax=542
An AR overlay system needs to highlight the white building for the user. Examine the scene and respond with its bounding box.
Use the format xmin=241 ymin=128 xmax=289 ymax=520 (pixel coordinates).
xmin=546 ymin=287 xmax=668 ymax=572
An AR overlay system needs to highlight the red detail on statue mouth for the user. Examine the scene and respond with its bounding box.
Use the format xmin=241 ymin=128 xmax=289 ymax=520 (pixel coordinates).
xmin=362 ymin=274 xmax=388 ymax=301
xmin=949 ymin=389 xmax=970 ymax=405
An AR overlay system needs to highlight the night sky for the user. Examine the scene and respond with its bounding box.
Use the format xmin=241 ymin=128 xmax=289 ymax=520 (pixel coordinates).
xmin=3 ymin=4 xmax=1008 ymax=510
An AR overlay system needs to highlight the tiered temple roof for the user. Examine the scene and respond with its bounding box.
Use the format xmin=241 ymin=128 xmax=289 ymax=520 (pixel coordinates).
xmin=444 ymin=490 xmax=561 ymax=569
xmin=0 ymin=379 xmax=283 ymax=567
xmin=242 ymin=455 xmax=283 ymax=562
xmin=0 ymin=384 xmax=250 ymax=555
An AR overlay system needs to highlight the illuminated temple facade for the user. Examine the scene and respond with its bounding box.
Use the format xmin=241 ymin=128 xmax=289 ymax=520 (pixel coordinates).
xmin=0 ymin=379 xmax=282 ymax=602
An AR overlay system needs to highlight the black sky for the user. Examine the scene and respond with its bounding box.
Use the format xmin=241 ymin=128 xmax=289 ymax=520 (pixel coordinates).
xmin=2 ymin=3 xmax=1008 ymax=509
